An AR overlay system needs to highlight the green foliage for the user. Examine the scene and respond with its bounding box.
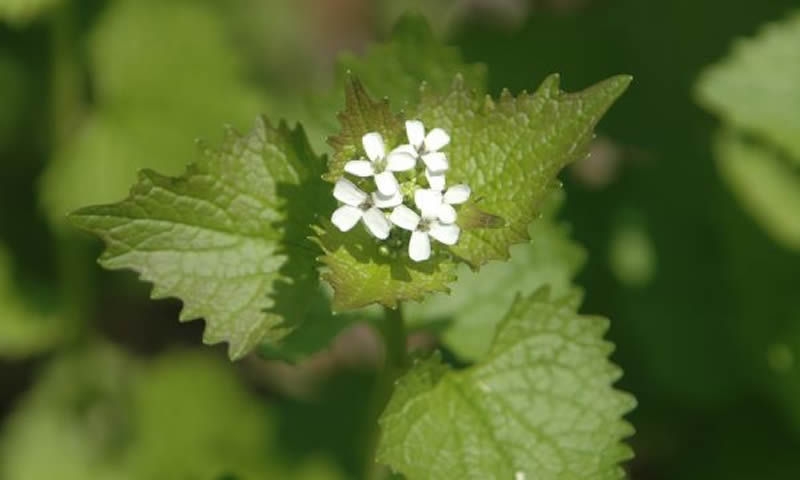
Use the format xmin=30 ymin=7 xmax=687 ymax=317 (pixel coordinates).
xmin=0 ymin=345 xmax=345 ymax=480
xmin=70 ymin=118 xmax=331 ymax=360
xmin=302 ymin=14 xmax=487 ymax=153
xmin=0 ymin=0 xmax=61 ymax=25
xmin=125 ymin=352 xmax=343 ymax=480
xmin=608 ymin=218 xmax=656 ymax=288
xmin=696 ymin=11 xmax=800 ymax=163
xmin=378 ymin=289 xmax=635 ymax=479
xmin=414 ymin=73 xmax=631 ymax=267
xmin=696 ymin=10 xmax=800 ymax=250
xmin=406 ymin=192 xmax=586 ymax=360
xmin=318 ymin=73 xmax=628 ymax=311
xmin=0 ymin=244 xmax=65 ymax=357
xmin=123 ymin=351 xmax=270 ymax=479
xmin=0 ymin=345 xmax=135 ymax=480
xmin=336 ymin=15 xmax=487 ymax=114
xmin=713 ymin=132 xmax=800 ymax=249
xmin=0 ymin=52 xmax=28 ymax=150
xmin=315 ymin=79 xmax=458 ymax=311
xmin=40 ymin=0 xmax=266 ymax=228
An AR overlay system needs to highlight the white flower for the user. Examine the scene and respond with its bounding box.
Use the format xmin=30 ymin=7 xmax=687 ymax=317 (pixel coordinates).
xmin=331 ymin=178 xmax=399 ymax=239
xmin=435 ymin=184 xmax=472 ymax=223
xmin=389 ymin=188 xmax=468 ymax=262
xmin=344 ymin=132 xmax=416 ymax=197
xmin=404 ymin=120 xmax=451 ymax=191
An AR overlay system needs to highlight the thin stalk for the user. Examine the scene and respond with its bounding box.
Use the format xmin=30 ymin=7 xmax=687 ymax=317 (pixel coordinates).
xmin=363 ymin=305 xmax=408 ymax=480
xmin=50 ymin=4 xmax=92 ymax=344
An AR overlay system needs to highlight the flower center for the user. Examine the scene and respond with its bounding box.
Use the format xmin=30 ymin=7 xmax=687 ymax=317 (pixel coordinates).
xmin=373 ymin=157 xmax=388 ymax=173
xmin=359 ymin=197 xmax=373 ymax=211
xmin=418 ymin=218 xmax=433 ymax=233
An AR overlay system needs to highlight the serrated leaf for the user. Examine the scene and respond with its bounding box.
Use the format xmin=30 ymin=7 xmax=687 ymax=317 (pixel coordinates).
xmin=337 ymin=14 xmax=487 ymax=110
xmin=302 ymin=14 xmax=487 ymax=153
xmin=406 ymin=191 xmax=586 ymax=360
xmin=696 ymin=11 xmax=800 ymax=164
xmin=70 ymin=118 xmax=331 ymax=360
xmin=314 ymin=222 xmax=458 ymax=312
xmin=0 ymin=0 xmax=61 ymax=25
xmin=414 ymin=73 xmax=631 ymax=267
xmin=318 ymin=75 xmax=627 ymax=310
xmin=0 ymin=244 xmax=66 ymax=357
xmin=714 ymin=131 xmax=800 ymax=250
xmin=316 ymin=79 xmax=458 ymax=311
xmin=378 ymin=289 xmax=636 ymax=479
xmin=40 ymin=0 xmax=266 ymax=228
xmin=325 ymin=78 xmax=406 ymax=182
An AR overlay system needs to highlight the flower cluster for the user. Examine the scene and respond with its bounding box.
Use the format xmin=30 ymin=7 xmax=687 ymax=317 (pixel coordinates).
xmin=331 ymin=120 xmax=471 ymax=262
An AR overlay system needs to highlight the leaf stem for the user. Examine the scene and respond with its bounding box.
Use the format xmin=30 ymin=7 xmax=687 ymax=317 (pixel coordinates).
xmin=363 ymin=305 xmax=408 ymax=480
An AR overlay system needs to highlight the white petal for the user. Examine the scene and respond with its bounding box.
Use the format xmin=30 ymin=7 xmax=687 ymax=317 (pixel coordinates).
xmin=331 ymin=205 xmax=362 ymax=232
xmin=414 ymin=189 xmax=443 ymax=219
xmin=429 ymin=222 xmax=460 ymax=245
xmin=374 ymin=171 xmax=399 ymax=196
xmin=386 ymin=149 xmax=416 ymax=172
xmin=333 ymin=178 xmax=367 ymax=207
xmin=421 ymin=152 xmax=449 ymax=173
xmin=344 ymin=160 xmax=375 ymax=177
xmin=391 ymin=144 xmax=418 ymax=157
xmin=409 ymin=231 xmax=431 ymax=262
xmin=372 ymin=190 xmax=403 ymax=209
xmin=425 ymin=168 xmax=446 ymax=192
xmin=362 ymin=207 xmax=391 ymax=239
xmin=389 ymin=205 xmax=421 ymax=231
xmin=437 ymin=203 xmax=457 ymax=224
xmin=443 ymin=184 xmax=471 ymax=204
xmin=424 ymin=128 xmax=450 ymax=152
xmin=362 ymin=132 xmax=386 ymax=161
xmin=405 ymin=120 xmax=425 ymax=149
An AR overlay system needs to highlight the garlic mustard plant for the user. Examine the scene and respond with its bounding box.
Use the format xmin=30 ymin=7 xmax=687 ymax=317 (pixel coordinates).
xmin=68 ymin=14 xmax=634 ymax=480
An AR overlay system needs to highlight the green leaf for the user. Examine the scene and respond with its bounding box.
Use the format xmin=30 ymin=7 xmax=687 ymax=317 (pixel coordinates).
xmin=0 ymin=244 xmax=66 ymax=357
xmin=314 ymin=221 xmax=458 ymax=312
xmin=40 ymin=0 xmax=266 ymax=228
xmin=414 ymin=73 xmax=632 ymax=267
xmin=696 ymin=11 xmax=800 ymax=164
xmin=406 ymin=191 xmax=587 ymax=361
xmin=0 ymin=0 xmax=61 ymax=25
xmin=695 ymin=11 xmax=800 ymax=251
xmin=315 ymin=79 xmax=458 ymax=311
xmin=70 ymin=118 xmax=331 ymax=360
xmin=713 ymin=132 xmax=800 ymax=250
xmin=378 ymin=289 xmax=635 ymax=480
xmin=337 ymin=14 xmax=487 ymax=111
xmin=318 ymin=74 xmax=628 ymax=311
xmin=324 ymin=78 xmax=406 ymax=182
xmin=302 ymin=14 xmax=487 ymax=153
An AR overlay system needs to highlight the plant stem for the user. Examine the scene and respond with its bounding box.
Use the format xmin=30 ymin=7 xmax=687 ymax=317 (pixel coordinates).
xmin=50 ymin=3 xmax=93 ymax=344
xmin=50 ymin=3 xmax=82 ymax=147
xmin=363 ymin=305 xmax=408 ymax=480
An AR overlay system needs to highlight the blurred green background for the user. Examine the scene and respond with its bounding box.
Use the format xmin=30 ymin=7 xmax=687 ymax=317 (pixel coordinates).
xmin=2 ymin=0 xmax=800 ymax=478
